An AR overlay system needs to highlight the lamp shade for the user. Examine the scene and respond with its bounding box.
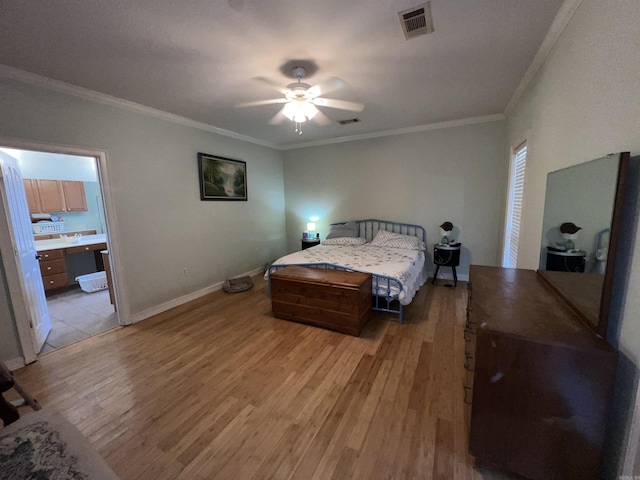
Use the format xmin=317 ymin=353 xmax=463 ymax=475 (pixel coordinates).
xmin=560 ymin=222 xmax=581 ymax=234
xmin=307 ymin=222 xmax=316 ymax=232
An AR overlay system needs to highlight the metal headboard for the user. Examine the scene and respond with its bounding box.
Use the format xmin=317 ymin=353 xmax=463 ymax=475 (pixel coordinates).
xmin=332 ymin=219 xmax=426 ymax=243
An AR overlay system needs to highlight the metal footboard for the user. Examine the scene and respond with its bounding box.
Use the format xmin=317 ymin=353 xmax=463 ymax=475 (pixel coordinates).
xmin=267 ymin=262 xmax=406 ymax=323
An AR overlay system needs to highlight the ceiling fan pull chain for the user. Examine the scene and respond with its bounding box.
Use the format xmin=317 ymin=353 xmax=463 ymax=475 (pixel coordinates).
xmin=295 ymin=121 xmax=303 ymax=135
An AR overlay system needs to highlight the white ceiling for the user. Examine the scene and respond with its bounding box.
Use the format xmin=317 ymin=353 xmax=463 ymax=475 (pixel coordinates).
xmin=0 ymin=0 xmax=564 ymax=148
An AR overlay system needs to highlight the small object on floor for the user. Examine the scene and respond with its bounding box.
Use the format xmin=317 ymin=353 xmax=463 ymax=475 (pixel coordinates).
xmin=223 ymin=276 xmax=253 ymax=293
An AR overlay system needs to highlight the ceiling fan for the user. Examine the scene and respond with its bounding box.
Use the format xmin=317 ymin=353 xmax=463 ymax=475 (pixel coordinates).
xmin=235 ymin=67 xmax=365 ymax=135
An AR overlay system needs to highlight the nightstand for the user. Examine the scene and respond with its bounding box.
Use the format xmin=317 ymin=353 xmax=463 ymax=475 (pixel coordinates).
xmin=432 ymin=243 xmax=461 ymax=286
xmin=302 ymin=238 xmax=321 ymax=250
xmin=546 ymin=248 xmax=586 ymax=272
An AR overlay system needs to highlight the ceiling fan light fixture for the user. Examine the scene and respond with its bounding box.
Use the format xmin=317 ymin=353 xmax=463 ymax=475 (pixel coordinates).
xmin=282 ymin=100 xmax=318 ymax=123
xmin=303 ymin=103 xmax=318 ymax=120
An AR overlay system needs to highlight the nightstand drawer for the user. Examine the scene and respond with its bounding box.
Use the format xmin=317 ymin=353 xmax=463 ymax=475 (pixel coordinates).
xmin=433 ymin=245 xmax=461 ymax=266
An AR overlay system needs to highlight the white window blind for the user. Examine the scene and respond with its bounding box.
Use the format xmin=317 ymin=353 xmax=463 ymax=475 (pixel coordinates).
xmin=503 ymin=142 xmax=527 ymax=268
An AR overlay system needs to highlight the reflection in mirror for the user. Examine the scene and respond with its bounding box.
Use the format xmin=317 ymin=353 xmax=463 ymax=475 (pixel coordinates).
xmin=540 ymin=154 xmax=619 ymax=272
xmin=538 ymin=153 xmax=625 ymax=334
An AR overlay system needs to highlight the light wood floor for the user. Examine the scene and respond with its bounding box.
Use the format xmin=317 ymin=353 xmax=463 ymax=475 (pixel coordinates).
xmin=12 ymin=274 xmax=498 ymax=480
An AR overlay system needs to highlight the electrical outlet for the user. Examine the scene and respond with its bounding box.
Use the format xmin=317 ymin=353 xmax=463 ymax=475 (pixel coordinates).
xmin=183 ymin=268 xmax=188 ymax=276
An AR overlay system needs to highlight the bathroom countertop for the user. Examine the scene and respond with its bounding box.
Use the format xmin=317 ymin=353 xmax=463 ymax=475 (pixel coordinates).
xmin=35 ymin=234 xmax=107 ymax=252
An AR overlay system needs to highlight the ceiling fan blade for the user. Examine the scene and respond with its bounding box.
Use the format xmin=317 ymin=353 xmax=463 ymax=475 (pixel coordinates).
xmin=307 ymin=77 xmax=347 ymax=98
xmin=311 ymin=110 xmax=332 ymax=126
xmin=268 ymin=107 xmax=288 ymax=125
xmin=235 ymin=98 xmax=288 ymax=108
xmin=311 ymin=97 xmax=365 ymax=112
xmin=253 ymin=76 xmax=288 ymax=94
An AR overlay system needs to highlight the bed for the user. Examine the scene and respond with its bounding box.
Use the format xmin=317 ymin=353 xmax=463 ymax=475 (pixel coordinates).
xmin=265 ymin=219 xmax=428 ymax=323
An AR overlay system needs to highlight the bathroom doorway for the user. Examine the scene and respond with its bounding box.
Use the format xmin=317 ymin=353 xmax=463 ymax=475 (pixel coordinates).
xmin=0 ymin=143 xmax=122 ymax=362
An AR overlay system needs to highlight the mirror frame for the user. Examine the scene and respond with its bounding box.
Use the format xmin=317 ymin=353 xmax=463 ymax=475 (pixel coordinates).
xmin=598 ymin=151 xmax=630 ymax=337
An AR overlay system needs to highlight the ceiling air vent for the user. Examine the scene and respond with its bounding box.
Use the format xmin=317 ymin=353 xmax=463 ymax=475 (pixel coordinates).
xmin=337 ymin=118 xmax=361 ymax=125
xmin=398 ymin=2 xmax=434 ymax=40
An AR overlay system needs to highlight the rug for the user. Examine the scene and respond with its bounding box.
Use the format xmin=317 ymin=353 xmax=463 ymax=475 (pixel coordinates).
xmin=0 ymin=408 xmax=119 ymax=479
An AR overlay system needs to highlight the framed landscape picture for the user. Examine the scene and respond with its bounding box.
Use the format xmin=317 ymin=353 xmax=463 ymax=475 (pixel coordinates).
xmin=197 ymin=153 xmax=247 ymax=201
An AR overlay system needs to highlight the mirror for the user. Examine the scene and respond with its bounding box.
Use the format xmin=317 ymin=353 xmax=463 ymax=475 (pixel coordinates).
xmin=538 ymin=152 xmax=630 ymax=337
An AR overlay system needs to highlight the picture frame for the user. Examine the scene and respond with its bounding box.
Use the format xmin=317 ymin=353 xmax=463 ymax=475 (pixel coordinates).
xmin=197 ymin=153 xmax=247 ymax=201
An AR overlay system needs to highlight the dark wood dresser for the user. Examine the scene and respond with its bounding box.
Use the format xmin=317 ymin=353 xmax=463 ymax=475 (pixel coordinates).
xmin=270 ymin=266 xmax=372 ymax=336
xmin=466 ymin=265 xmax=617 ymax=480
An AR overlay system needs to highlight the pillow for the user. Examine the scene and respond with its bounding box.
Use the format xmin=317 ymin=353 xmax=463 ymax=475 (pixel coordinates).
xmin=369 ymin=230 xmax=425 ymax=251
xmin=325 ymin=221 xmax=358 ymax=239
xmin=321 ymin=236 xmax=367 ymax=246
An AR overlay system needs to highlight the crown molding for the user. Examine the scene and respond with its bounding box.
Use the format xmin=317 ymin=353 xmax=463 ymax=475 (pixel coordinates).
xmin=0 ymin=65 xmax=279 ymax=150
xmin=504 ymin=0 xmax=583 ymax=115
xmin=0 ymin=66 xmax=511 ymax=152
xmin=280 ymin=114 xmax=505 ymax=150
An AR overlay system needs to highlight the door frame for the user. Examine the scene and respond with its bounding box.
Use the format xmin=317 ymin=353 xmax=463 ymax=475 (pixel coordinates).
xmin=0 ymin=137 xmax=131 ymax=364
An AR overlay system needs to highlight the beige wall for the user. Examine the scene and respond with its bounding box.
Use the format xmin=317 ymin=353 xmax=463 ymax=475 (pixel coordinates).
xmin=506 ymin=0 xmax=640 ymax=474
xmin=0 ymin=77 xmax=287 ymax=363
xmin=282 ymin=120 xmax=507 ymax=279
xmin=507 ymin=0 xmax=640 ymax=357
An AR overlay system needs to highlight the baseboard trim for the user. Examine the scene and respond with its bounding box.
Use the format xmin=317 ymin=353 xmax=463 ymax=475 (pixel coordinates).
xmin=130 ymin=267 xmax=265 ymax=324
xmin=126 ymin=266 xmax=464 ymax=324
xmin=430 ymin=272 xmax=470 ymax=283
xmin=5 ymin=357 xmax=26 ymax=371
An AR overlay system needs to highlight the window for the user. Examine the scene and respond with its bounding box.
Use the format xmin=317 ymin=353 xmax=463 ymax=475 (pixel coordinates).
xmin=502 ymin=141 xmax=527 ymax=268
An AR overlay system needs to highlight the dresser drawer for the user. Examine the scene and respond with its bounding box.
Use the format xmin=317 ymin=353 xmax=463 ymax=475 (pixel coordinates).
xmin=65 ymin=243 xmax=107 ymax=254
xmin=40 ymin=259 xmax=66 ymax=276
xmin=40 ymin=249 xmax=64 ymax=261
xmin=43 ymin=273 xmax=68 ymax=291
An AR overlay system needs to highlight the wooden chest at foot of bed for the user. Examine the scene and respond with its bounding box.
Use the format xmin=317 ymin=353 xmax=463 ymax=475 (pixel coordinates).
xmin=270 ymin=266 xmax=372 ymax=336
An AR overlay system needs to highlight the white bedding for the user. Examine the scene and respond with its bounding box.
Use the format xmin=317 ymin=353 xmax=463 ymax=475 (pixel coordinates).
xmin=265 ymin=244 xmax=427 ymax=305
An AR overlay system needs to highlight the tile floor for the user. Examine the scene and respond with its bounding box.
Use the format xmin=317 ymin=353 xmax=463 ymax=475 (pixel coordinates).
xmin=41 ymin=286 xmax=119 ymax=353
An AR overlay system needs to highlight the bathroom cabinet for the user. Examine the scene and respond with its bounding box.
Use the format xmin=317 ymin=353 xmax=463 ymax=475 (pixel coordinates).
xmin=24 ymin=179 xmax=87 ymax=213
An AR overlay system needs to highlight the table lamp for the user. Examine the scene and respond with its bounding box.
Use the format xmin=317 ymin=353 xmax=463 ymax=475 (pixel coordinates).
xmin=307 ymin=222 xmax=316 ymax=238
xmin=559 ymin=222 xmax=581 ymax=251
xmin=439 ymin=221 xmax=453 ymax=245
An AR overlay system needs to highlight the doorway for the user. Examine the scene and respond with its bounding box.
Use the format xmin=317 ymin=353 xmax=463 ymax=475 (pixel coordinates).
xmin=0 ymin=144 xmax=122 ymax=361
